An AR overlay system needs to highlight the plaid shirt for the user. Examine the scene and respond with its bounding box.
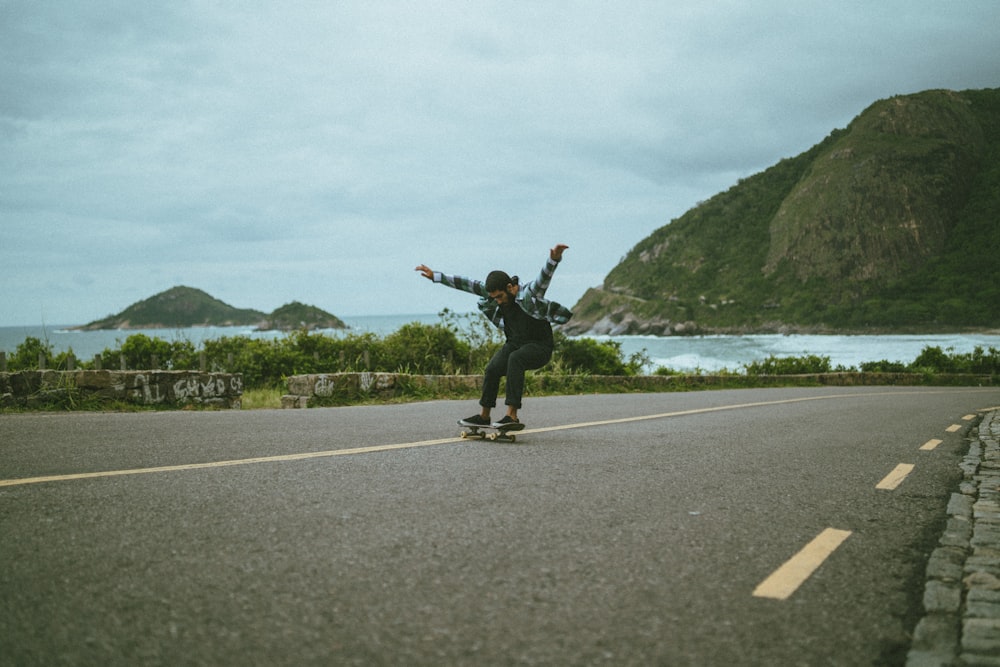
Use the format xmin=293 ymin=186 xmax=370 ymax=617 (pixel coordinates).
xmin=432 ymin=255 xmax=574 ymax=328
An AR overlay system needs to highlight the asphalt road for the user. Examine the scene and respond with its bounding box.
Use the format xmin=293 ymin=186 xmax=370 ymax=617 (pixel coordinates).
xmin=2 ymin=386 xmax=998 ymax=666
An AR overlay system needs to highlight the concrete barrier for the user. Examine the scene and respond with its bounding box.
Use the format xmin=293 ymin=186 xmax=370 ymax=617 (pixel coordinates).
xmin=0 ymin=370 xmax=244 ymax=409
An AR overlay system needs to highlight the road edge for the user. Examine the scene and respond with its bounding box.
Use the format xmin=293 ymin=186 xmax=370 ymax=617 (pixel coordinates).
xmin=907 ymin=411 xmax=1000 ymax=666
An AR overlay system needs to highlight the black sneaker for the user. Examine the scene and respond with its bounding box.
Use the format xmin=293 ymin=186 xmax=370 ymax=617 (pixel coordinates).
xmin=459 ymin=414 xmax=491 ymax=427
xmin=491 ymin=416 xmax=525 ymax=430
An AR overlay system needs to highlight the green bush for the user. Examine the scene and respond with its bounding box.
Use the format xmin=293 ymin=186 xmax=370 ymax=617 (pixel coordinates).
xmin=112 ymin=334 xmax=198 ymax=371
xmin=860 ymin=359 xmax=908 ymax=373
xmin=202 ymin=336 xmax=301 ymax=389
xmin=744 ymin=354 xmax=832 ymax=375
xmin=962 ymin=346 xmax=1000 ymax=374
xmin=437 ymin=308 xmax=504 ymax=370
xmin=283 ymin=330 xmax=380 ymax=374
xmin=554 ymin=336 xmax=644 ymax=375
xmin=556 ymin=337 xmax=624 ymax=375
xmin=910 ymin=345 xmax=1000 ymax=374
xmin=381 ymin=322 xmax=471 ymax=374
xmin=6 ymin=337 xmax=55 ymax=371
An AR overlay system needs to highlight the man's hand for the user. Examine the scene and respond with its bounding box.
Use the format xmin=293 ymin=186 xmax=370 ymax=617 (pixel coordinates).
xmin=415 ymin=264 xmax=434 ymax=280
xmin=550 ymin=244 xmax=569 ymax=261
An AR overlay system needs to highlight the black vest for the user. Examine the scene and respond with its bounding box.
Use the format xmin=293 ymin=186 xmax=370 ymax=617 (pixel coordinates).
xmin=502 ymin=302 xmax=553 ymax=347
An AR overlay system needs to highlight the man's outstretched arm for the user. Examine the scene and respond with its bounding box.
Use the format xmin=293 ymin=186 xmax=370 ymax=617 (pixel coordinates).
xmin=415 ymin=264 xmax=488 ymax=297
xmin=531 ymin=244 xmax=569 ymax=299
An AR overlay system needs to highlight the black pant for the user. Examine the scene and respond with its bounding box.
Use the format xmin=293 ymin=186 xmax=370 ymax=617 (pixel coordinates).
xmin=480 ymin=341 xmax=553 ymax=410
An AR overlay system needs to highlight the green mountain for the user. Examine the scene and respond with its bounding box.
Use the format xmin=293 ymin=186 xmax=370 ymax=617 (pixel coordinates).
xmin=75 ymin=286 xmax=346 ymax=331
xmin=260 ymin=301 xmax=347 ymax=331
xmin=565 ymin=88 xmax=1000 ymax=335
xmin=76 ymin=286 xmax=267 ymax=330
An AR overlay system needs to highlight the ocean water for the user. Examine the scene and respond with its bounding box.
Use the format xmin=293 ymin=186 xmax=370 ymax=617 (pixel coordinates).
xmin=609 ymin=332 xmax=1000 ymax=373
xmin=0 ymin=314 xmax=441 ymax=363
xmin=1 ymin=314 xmax=998 ymax=373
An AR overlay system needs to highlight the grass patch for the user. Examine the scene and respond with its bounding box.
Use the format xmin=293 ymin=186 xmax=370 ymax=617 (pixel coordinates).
xmin=240 ymin=387 xmax=284 ymax=410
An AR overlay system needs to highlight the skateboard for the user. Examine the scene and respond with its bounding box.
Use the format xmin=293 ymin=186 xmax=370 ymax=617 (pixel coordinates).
xmin=459 ymin=421 xmax=525 ymax=443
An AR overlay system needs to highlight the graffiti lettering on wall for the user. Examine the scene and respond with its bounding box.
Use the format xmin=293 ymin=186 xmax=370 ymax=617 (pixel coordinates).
xmin=360 ymin=372 xmax=394 ymax=393
xmin=314 ymin=374 xmax=336 ymax=397
xmin=131 ymin=374 xmax=164 ymax=404
xmin=129 ymin=373 xmax=243 ymax=405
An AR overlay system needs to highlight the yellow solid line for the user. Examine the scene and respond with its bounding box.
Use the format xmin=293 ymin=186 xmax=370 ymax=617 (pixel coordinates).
xmin=1 ymin=388 xmax=993 ymax=489
xmin=0 ymin=395 xmax=846 ymax=488
xmin=0 ymin=437 xmax=460 ymax=488
xmin=920 ymin=439 xmax=943 ymax=451
xmin=945 ymin=424 xmax=962 ymax=433
xmin=876 ymin=463 xmax=915 ymax=490
xmin=528 ymin=394 xmax=879 ymax=433
xmin=753 ymin=528 xmax=852 ymax=600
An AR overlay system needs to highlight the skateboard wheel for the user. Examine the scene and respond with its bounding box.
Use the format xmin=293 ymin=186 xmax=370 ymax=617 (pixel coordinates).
xmin=509 ymin=435 xmax=516 ymax=443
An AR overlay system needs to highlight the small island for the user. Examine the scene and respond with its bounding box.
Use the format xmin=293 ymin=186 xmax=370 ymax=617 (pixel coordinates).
xmin=258 ymin=301 xmax=347 ymax=332
xmin=73 ymin=286 xmax=347 ymax=332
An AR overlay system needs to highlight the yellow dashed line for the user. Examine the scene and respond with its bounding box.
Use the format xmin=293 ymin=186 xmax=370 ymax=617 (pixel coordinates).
xmin=876 ymin=463 xmax=915 ymax=490
xmin=753 ymin=528 xmax=852 ymax=600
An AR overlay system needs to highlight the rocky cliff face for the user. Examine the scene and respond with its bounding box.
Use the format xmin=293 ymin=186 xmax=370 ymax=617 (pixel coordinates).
xmin=763 ymin=90 xmax=984 ymax=284
xmin=565 ymin=88 xmax=1000 ymax=336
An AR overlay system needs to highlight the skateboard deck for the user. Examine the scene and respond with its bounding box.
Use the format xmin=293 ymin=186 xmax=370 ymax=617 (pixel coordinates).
xmin=459 ymin=421 xmax=525 ymax=443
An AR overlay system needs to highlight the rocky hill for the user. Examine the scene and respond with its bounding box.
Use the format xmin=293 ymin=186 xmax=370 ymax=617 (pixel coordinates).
xmin=75 ymin=286 xmax=346 ymax=331
xmin=565 ymin=88 xmax=1000 ymax=335
xmin=260 ymin=301 xmax=347 ymax=331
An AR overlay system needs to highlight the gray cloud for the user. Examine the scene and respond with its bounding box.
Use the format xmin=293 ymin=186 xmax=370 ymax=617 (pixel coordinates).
xmin=2 ymin=0 xmax=999 ymax=325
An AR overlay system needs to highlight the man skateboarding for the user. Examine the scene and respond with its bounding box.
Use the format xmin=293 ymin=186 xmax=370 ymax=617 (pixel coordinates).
xmin=415 ymin=244 xmax=573 ymax=430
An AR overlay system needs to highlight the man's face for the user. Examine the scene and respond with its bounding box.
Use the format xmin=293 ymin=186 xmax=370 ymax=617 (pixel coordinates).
xmin=489 ymin=285 xmax=515 ymax=306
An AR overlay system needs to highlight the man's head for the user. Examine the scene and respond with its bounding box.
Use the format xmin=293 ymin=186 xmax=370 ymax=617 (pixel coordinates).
xmin=485 ymin=270 xmax=518 ymax=305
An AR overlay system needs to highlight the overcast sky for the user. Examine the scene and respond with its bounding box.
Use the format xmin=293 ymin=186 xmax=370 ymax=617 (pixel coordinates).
xmin=2 ymin=1 xmax=998 ymax=326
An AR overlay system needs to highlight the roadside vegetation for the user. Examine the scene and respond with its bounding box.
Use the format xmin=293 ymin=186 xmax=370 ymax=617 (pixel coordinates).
xmin=2 ymin=309 xmax=999 ymax=411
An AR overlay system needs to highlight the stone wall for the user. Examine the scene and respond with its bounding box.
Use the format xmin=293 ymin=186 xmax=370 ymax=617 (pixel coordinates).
xmin=281 ymin=371 xmax=996 ymax=408
xmin=282 ymin=372 xmax=482 ymax=408
xmin=0 ymin=370 xmax=244 ymax=409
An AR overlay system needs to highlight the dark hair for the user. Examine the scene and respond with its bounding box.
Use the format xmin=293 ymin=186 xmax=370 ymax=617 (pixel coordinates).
xmin=485 ymin=270 xmax=513 ymax=292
